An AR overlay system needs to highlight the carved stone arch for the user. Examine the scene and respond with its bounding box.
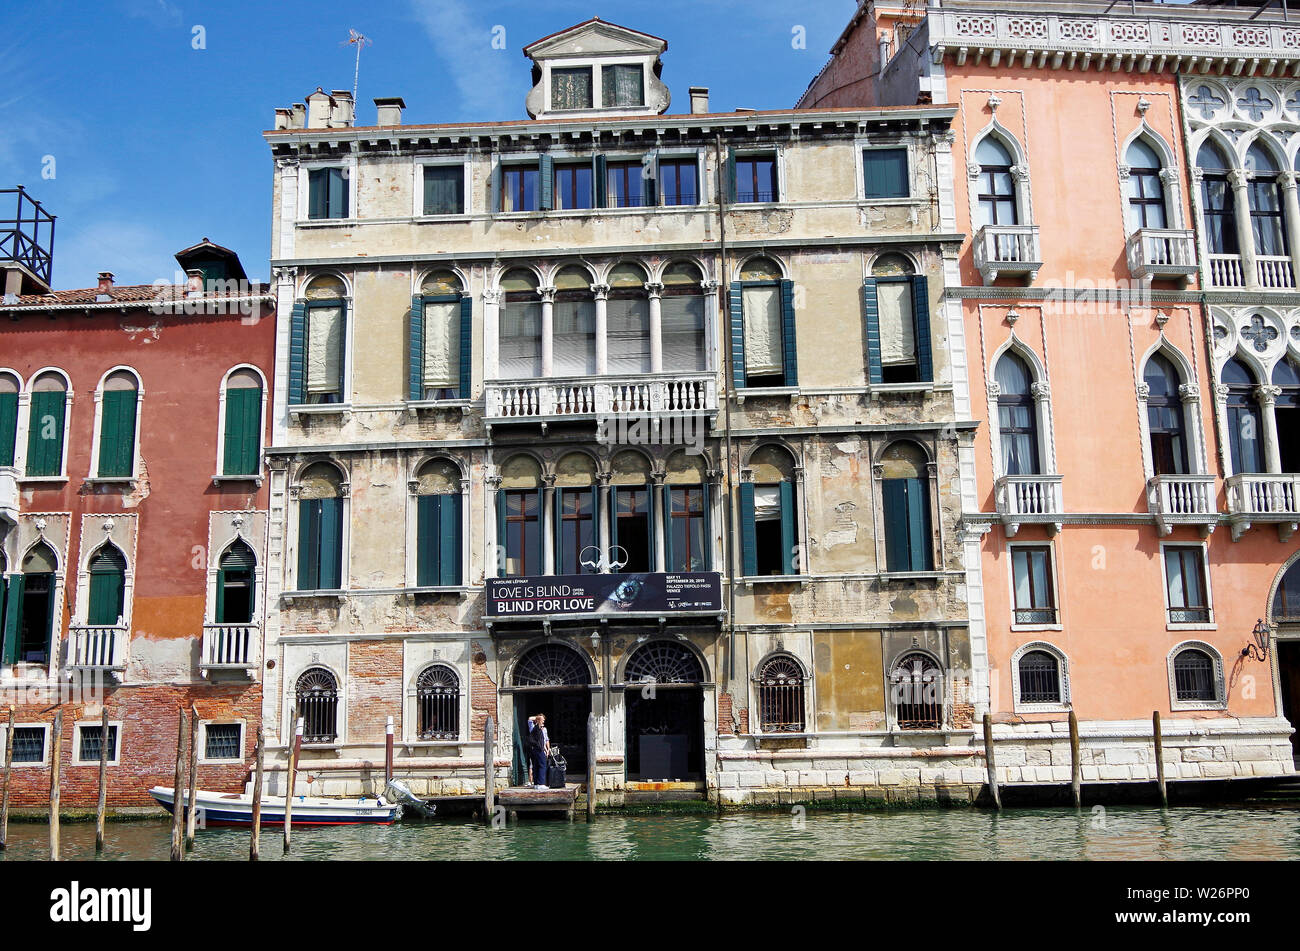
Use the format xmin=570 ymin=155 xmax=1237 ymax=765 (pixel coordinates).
xmin=508 ymin=637 xmax=598 ymax=687
xmin=21 ymin=537 xmax=61 ymax=574
xmin=653 ymin=256 xmax=706 ymax=285
xmin=292 ymin=456 xmax=348 ymax=488
xmin=1265 ymin=547 xmax=1300 ymax=626
xmin=741 ymin=438 xmax=803 ymax=472
xmin=1138 ymin=338 xmax=1196 ymax=388
xmin=969 ymin=119 xmax=1028 ymax=171
xmin=410 ymin=452 xmax=468 ymax=485
xmin=1190 ymin=126 xmax=1241 ymax=170
xmin=24 ymin=366 xmax=72 ymax=394
xmin=753 ymin=647 xmax=811 ymax=681
xmin=1120 ymin=121 xmax=1179 ymax=172
xmin=1242 ymin=128 xmax=1288 ymax=174
xmin=415 ymin=265 xmax=468 ymax=297
xmin=300 ymin=269 xmax=353 ymax=300
xmin=494 ymin=263 xmax=544 ymax=294
xmin=733 ymin=252 xmax=787 ymax=283
xmin=95 ymin=365 xmax=144 ymax=395
xmin=988 ymin=333 xmax=1047 ymax=389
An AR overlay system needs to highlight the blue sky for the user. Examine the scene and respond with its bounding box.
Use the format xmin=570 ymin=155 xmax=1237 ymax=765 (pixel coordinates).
xmin=0 ymin=0 xmax=858 ymax=289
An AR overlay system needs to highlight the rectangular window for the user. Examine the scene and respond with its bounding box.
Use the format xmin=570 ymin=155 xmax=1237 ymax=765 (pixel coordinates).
xmin=10 ymin=726 xmax=45 ymax=763
xmin=607 ymin=161 xmax=647 ymax=208
xmin=864 ymin=149 xmax=909 ymax=199
xmin=77 ymin=724 xmax=118 ymax=764
xmin=735 ymin=155 xmax=777 ymax=203
xmin=499 ymin=301 xmax=542 ymax=378
xmin=602 ymin=64 xmax=644 ymax=108
xmin=416 ymin=493 xmax=462 ymax=586
xmin=222 ymin=386 xmax=262 ymax=476
xmin=882 ymin=478 xmax=932 ymax=572
xmin=307 ymin=168 xmax=349 ymax=219
xmin=667 ymin=486 xmax=708 ymax=572
xmin=748 ymin=482 xmax=795 ymax=576
xmin=423 ymin=165 xmax=465 ymax=215
xmin=503 ymin=490 xmax=540 ymax=578
xmin=557 ymin=489 xmax=597 ymax=575
xmin=864 ymin=276 xmax=932 ymax=385
xmin=551 ymin=67 xmax=593 ymax=110
xmin=659 ymin=158 xmax=698 ymax=206
xmin=660 ymin=293 xmax=707 ymax=372
xmin=305 ymin=302 xmax=345 ymax=403
xmin=97 ymin=389 xmax=137 ymax=478
xmin=1165 ymin=546 xmax=1210 ymax=624
xmin=1011 ymin=546 xmax=1056 ymax=624
xmin=501 ymin=165 xmax=539 ymax=212
xmin=204 ymin=723 xmax=242 ymax=761
xmin=606 ymin=296 xmax=651 ymax=373
xmin=554 ymin=163 xmax=593 ymax=211
xmin=25 ymin=389 xmax=65 ymax=477
xmin=613 ymin=487 xmax=652 ymax=573
xmin=297 ymin=497 xmax=343 ymax=591
xmin=742 ymin=284 xmax=784 ymax=386
xmin=11 ymin=572 xmax=53 ymax=664
xmin=422 ymin=299 xmax=461 ymax=398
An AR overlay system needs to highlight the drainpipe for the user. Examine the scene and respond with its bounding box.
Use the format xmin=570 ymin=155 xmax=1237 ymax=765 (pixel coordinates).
xmin=715 ymin=132 xmax=738 ymax=694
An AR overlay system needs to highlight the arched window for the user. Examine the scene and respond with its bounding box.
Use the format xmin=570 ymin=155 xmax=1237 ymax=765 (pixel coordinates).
xmin=741 ymin=445 xmax=798 ymax=576
xmin=610 ymin=451 xmax=653 ymax=573
xmin=415 ymin=269 xmax=467 ymax=401
xmin=26 ymin=372 xmax=68 ymax=478
xmin=868 ymin=253 xmax=931 ymax=385
xmin=625 ymin=640 xmax=703 ymax=684
xmin=1222 ymin=357 xmax=1263 ymax=474
xmin=87 ymin=545 xmax=126 ymax=626
xmin=499 ymin=269 xmax=541 ymax=379
xmin=1172 ymin=647 xmax=1219 ymax=703
xmin=216 ymin=540 xmax=256 ymax=624
xmin=607 ymin=263 xmax=651 ymax=374
xmin=221 ymin=368 xmax=263 ymax=476
xmin=1197 ymin=141 xmax=1238 ymax=255
xmin=1246 ymin=142 xmax=1287 ymax=258
xmin=736 ymin=256 xmax=790 ymax=388
xmin=995 ymin=351 xmax=1040 ymax=476
xmin=661 ymin=261 xmax=707 ymax=373
xmin=296 ymin=463 xmax=344 ymax=590
xmin=880 ymin=441 xmax=933 ymax=572
xmin=1127 ymin=139 xmax=1167 ymax=231
xmin=890 ymin=652 xmax=943 ymax=729
xmin=665 ymin=450 xmax=710 ymax=572
xmin=2 ymin=543 xmax=58 ymax=665
xmin=95 ymin=371 xmax=139 ymax=478
xmin=1273 ymin=357 xmax=1300 ymax=473
xmin=296 ymin=668 xmax=339 ymax=743
xmin=1273 ymin=560 xmax=1300 ymax=622
xmin=298 ymin=275 xmax=346 ymax=405
xmin=1017 ymin=649 xmax=1062 ymax=704
xmin=0 ymin=371 xmax=19 ymax=467
xmin=497 ymin=455 xmax=542 ymax=578
xmin=975 ymin=136 xmax=1018 ymax=227
xmin=552 ymin=266 xmax=596 ymax=376
xmin=1145 ymin=353 xmax=1189 ymax=475
xmin=756 ymin=654 xmax=805 ymax=732
xmin=513 ymin=643 xmax=589 ymax=687
xmin=414 ymin=458 xmax=462 ymax=586
xmin=555 ymin=452 xmax=598 ymax=575
xmin=417 ymin=665 xmax=460 ymax=740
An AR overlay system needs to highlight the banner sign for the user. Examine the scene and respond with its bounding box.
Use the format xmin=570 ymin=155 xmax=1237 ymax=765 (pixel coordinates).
xmin=486 ymin=572 xmax=722 ymax=619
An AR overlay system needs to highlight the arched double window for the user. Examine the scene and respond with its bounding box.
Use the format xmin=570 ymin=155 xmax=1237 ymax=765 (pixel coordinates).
xmin=1126 ymin=139 xmax=1168 ymax=231
xmin=296 ymin=463 xmax=345 ymax=590
xmin=890 ymin=652 xmax=943 ymax=729
xmin=755 ymin=654 xmax=805 ymax=733
xmin=880 ymin=441 xmax=933 ymax=572
xmin=1197 ymin=141 xmax=1238 ymax=255
xmin=1144 ymin=353 xmax=1189 ymax=476
xmin=296 ymin=667 xmax=339 ymax=743
xmin=995 ymin=351 xmax=1041 ymax=476
xmin=1222 ymin=357 xmax=1263 ymax=474
xmin=417 ymin=665 xmax=460 ymax=740
xmin=975 ymin=136 xmax=1018 ymax=227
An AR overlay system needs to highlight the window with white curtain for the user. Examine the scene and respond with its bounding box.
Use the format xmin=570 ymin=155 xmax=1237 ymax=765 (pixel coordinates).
xmin=499 ymin=301 xmax=542 ymax=378
xmin=422 ymin=300 xmax=460 ymax=395
xmin=607 ymin=295 xmax=651 ymax=373
xmin=306 ymin=303 xmax=343 ymax=402
xmin=742 ymin=284 xmax=782 ymax=378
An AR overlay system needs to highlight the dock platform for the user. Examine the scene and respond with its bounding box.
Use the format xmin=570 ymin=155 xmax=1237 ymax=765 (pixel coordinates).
xmin=496 ymin=784 xmax=580 ymax=820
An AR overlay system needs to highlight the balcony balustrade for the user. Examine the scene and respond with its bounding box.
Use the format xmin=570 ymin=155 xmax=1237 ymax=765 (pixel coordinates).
xmin=1126 ymin=229 xmax=1197 ymax=285
xmin=973 ymin=225 xmax=1041 ymax=285
xmin=1225 ymin=473 xmax=1300 ymax=541
xmin=1146 ymin=474 xmax=1217 ymax=537
xmin=484 ymin=372 xmax=717 ymax=426
xmin=994 ymin=474 xmax=1063 ymax=537
xmin=199 ymin=623 xmax=259 ymax=678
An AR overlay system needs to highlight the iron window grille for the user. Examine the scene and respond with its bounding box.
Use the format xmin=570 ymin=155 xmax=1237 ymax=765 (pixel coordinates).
xmin=756 ymin=654 xmax=805 ymax=732
xmin=296 ymin=667 xmax=340 ymax=743
xmin=1017 ymin=650 xmax=1061 ymax=704
xmin=417 ymin=665 xmax=461 ymax=740
xmin=890 ymin=652 xmax=943 ymax=729
xmin=204 ymin=723 xmax=242 ymax=760
xmin=11 ymin=727 xmax=45 ymax=763
xmin=78 ymin=725 xmax=118 ymax=763
xmin=1173 ymin=649 xmax=1218 ymax=702
xmin=513 ymin=644 xmax=588 ymax=688
xmin=625 ymin=641 xmax=703 ymax=686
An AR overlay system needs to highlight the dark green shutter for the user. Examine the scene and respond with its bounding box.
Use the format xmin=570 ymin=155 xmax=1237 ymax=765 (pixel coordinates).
xmin=98 ymin=389 xmax=137 ymax=477
xmin=729 ymin=284 xmax=746 ymax=389
xmin=1 ymin=574 xmax=23 ymax=665
xmin=645 ymin=482 xmax=656 ymax=569
xmin=215 ymin=567 xmax=226 ymax=623
xmin=223 ymin=387 xmax=260 ymax=475
xmin=416 ymin=494 xmax=438 ymax=587
xmin=725 ymin=146 xmax=737 ymax=203
xmin=289 ymin=302 xmax=307 ymax=405
xmin=701 ymin=481 xmax=712 ymax=571
xmin=739 ymin=483 xmax=757 ymax=577
xmin=911 ymin=275 xmax=933 ymax=383
xmin=539 ymin=155 xmax=554 ymax=211
xmin=593 ymin=154 xmax=607 ymax=207
xmin=308 ymin=170 xmax=326 ymax=219
xmin=26 ymin=390 xmax=65 ymax=477
xmin=590 ymin=485 xmax=601 ymax=571
xmin=906 ymin=478 xmax=932 ymax=571
xmin=439 ymin=493 xmax=461 ymax=586
xmin=662 ymin=484 xmax=674 ymax=572
xmin=0 ymin=392 xmax=16 ymax=466
xmin=458 ymin=296 xmax=473 ymax=399
xmin=328 ymin=168 xmax=347 ymax=218
xmin=863 ymin=279 xmax=882 ymax=384
xmin=883 ymin=479 xmax=909 ymax=573
xmin=779 ymin=480 xmax=795 ymax=575
xmin=88 ymin=568 xmax=124 ymax=626
xmin=409 ymin=295 xmax=425 ymax=401
xmin=335 ymin=302 xmax=348 ymax=395
xmin=298 ymin=499 xmax=319 ymax=590
xmin=780 ymin=279 xmax=798 ymax=387
xmin=319 ymin=497 xmax=342 ymax=589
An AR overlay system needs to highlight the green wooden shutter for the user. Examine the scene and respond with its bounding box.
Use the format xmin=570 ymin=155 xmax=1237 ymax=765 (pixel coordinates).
xmin=335 ymin=301 xmax=348 ymax=396
xmin=242 ymin=387 xmax=262 ymax=474
xmin=739 ymin=483 xmax=757 ymax=577
xmin=701 ymin=481 xmax=712 ymax=571
xmin=223 ymin=387 xmax=260 ymax=475
xmin=409 ymin=295 xmax=425 ymax=401
xmin=0 ymin=392 xmax=16 ymax=466
xmin=458 ymin=296 xmax=473 ymax=400
xmin=439 ymin=493 xmax=461 ymax=586
xmin=319 ymin=497 xmax=342 ymax=589
xmin=906 ymin=477 xmax=932 ymax=571
xmin=911 ymin=275 xmax=933 ymax=383
xmin=88 ymin=569 xmax=124 ymax=626
xmin=593 ymin=154 xmax=607 ymax=207
xmin=289 ymin=302 xmax=307 ymax=405
xmin=539 ymin=155 xmax=555 ymax=211
xmin=98 ymin=389 xmax=137 ymax=477
xmin=416 ymin=494 xmax=438 ymax=587
xmin=297 ymin=499 xmax=319 ymax=590
xmin=215 ymin=566 xmax=226 ymax=623
xmin=882 ymin=479 xmax=909 ymax=573
xmin=662 ymin=484 xmax=674 ymax=572
xmin=725 ymin=146 xmax=737 ymax=203
xmin=1 ymin=574 xmax=23 ymax=665
xmin=26 ymin=390 xmax=66 ymax=477
xmin=779 ymin=480 xmax=795 ymax=575
xmin=328 ymin=168 xmax=347 ymax=218
xmin=780 ymin=279 xmax=798 ymax=387
xmin=308 ymin=170 xmax=326 ymax=219
xmin=862 ymin=279 xmax=883 ymax=385
xmin=729 ymin=283 xmax=746 ymax=389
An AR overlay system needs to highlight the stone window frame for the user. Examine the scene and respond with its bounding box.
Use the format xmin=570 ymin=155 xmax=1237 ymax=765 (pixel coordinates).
xmin=855 ymin=136 xmax=916 ymax=204
xmin=1159 ymin=539 xmax=1216 ymax=632
xmin=1009 ymin=640 xmax=1071 ymax=714
xmin=870 ymin=435 xmax=945 ymax=577
xmin=198 ymin=720 xmax=246 ymax=765
xmin=87 ymin=365 xmax=144 ymax=483
xmin=739 ymin=439 xmax=808 ymax=581
xmin=1166 ymin=639 xmax=1228 ymax=712
xmin=985 ymin=332 xmax=1059 ymax=480
xmin=71 ymin=718 xmax=123 ymax=767
xmin=0 ymin=721 xmax=49 ymax=768
xmin=749 ymin=648 xmax=813 ymax=736
xmin=1135 ymin=339 xmax=1209 ymax=482
xmin=292 ymin=270 xmax=356 ymax=414
xmin=1005 ymin=540 xmax=1063 ymax=633
xmin=1117 ymin=121 xmax=1185 ymax=237
xmin=412 ymin=157 xmax=472 ymax=219
xmin=286 ymin=457 xmax=352 ymax=597
xmin=296 ymin=154 xmax=359 ymax=223
xmin=17 ymin=366 xmax=74 ymax=483
xmin=213 ymin=364 xmax=269 ymax=485
xmin=966 ymin=117 xmax=1034 ymax=232
xmin=405 ymin=454 xmax=471 ymax=590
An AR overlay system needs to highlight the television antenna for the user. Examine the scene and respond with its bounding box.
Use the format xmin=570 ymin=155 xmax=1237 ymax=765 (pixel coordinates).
xmin=342 ymin=30 xmax=372 ymax=101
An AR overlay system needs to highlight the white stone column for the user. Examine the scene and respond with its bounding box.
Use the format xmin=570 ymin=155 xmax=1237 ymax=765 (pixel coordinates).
xmin=1279 ymin=171 xmax=1300 ymax=284
xmin=652 ymin=475 xmax=666 ymax=572
xmin=542 ymin=474 xmax=556 ymax=575
xmin=485 ymin=474 xmax=501 ymax=579
xmin=597 ymin=473 xmax=612 ymax=571
xmin=1179 ymin=383 xmax=1206 ymax=475
xmin=539 ymin=286 xmax=555 ymax=377
xmin=645 ymin=281 xmax=664 ymax=373
xmin=701 ymin=280 xmax=719 ymax=373
xmin=482 ymin=288 xmax=501 ymax=380
xmin=1257 ymin=383 xmax=1282 ymax=474
xmin=1229 ymin=168 xmax=1259 ymax=291
xmin=592 ymin=283 xmax=609 ymax=375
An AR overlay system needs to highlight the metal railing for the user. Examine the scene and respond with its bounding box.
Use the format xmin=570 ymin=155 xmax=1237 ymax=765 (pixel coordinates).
xmin=485 ymin=373 xmax=716 ymax=421
xmin=68 ymin=624 xmax=127 ymax=671
xmin=0 ymin=187 xmax=55 ymax=287
xmin=200 ymin=623 xmax=258 ymax=670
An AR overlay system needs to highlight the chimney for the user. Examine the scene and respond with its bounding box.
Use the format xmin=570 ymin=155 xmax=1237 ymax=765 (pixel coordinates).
xmin=186 ymin=268 xmax=204 ymax=298
xmin=274 ymin=107 xmax=292 ymax=130
xmin=97 ymin=272 xmax=114 ymax=293
xmin=291 ymin=103 xmax=306 ymax=128
xmin=689 ymin=86 xmax=710 ymax=115
xmin=374 ymin=97 xmax=406 ymax=126
xmin=306 ymin=89 xmax=332 ymax=128
xmin=330 ymin=90 xmax=355 ymax=127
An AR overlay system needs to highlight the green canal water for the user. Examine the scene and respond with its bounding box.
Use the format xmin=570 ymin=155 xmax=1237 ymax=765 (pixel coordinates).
xmin=2 ymin=806 xmax=1299 ymax=860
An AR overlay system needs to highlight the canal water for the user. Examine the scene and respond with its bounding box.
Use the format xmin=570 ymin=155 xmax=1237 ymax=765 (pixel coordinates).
xmin=2 ymin=805 xmax=1299 ymax=860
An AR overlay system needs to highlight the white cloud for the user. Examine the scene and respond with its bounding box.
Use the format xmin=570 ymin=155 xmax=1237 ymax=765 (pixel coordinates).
xmin=408 ymin=0 xmax=519 ymax=120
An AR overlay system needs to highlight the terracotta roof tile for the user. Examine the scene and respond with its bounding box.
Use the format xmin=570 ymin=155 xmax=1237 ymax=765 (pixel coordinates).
xmin=7 ymin=282 xmax=271 ymax=307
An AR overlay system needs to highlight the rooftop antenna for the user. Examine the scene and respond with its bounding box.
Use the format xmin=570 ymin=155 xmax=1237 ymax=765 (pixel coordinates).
xmin=342 ymin=29 xmax=372 ymax=100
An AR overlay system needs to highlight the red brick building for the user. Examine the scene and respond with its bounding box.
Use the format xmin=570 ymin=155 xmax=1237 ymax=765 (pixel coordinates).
xmin=0 ymin=192 xmax=275 ymax=807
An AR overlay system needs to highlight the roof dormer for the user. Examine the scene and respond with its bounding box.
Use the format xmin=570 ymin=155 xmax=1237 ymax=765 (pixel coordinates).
xmin=522 ymin=17 xmax=669 ymax=120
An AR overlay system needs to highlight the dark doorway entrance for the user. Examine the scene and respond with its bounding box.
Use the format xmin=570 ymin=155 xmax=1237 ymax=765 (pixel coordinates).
xmin=623 ymin=641 xmax=705 ymax=781
xmin=1279 ymin=641 xmax=1300 ymax=759
xmin=511 ymin=643 xmax=593 ymax=778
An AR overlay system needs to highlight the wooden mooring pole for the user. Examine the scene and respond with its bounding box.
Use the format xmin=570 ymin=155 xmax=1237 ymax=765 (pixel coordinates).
xmin=49 ymin=709 xmax=61 ymax=861
xmin=249 ymin=729 xmax=264 ymax=861
xmin=1153 ymin=710 xmax=1168 ymax=807
xmin=1068 ymin=710 xmax=1082 ymax=809
xmin=586 ymin=711 xmax=597 ymax=822
xmin=95 ymin=707 xmax=110 ymax=851
xmin=983 ymin=712 xmax=1001 ymax=811
xmin=1 ymin=708 xmax=13 ymax=851
xmin=170 ymin=707 xmax=185 ymax=861
xmin=283 ymin=714 xmax=300 ymax=855
xmin=483 ymin=715 xmax=495 ymax=824
xmin=185 ymin=703 xmax=199 ymax=850
xmin=385 ymin=715 xmax=394 ymax=784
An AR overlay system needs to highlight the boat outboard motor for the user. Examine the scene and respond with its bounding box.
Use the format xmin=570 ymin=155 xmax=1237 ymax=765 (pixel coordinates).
xmin=383 ymin=779 xmax=436 ymax=818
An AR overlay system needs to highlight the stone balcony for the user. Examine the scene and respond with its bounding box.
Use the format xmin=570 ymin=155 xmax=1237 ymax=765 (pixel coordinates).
xmin=67 ymin=624 xmax=128 ymax=680
xmin=994 ymin=474 xmax=1063 ymax=537
xmin=1225 ymin=473 xmax=1300 ymax=541
xmin=199 ymin=622 xmax=259 ymax=679
xmin=1126 ymin=229 xmax=1197 ymax=285
xmin=1207 ymin=253 xmax=1296 ymax=290
xmin=973 ymin=225 xmax=1041 ymax=285
xmin=484 ymin=372 xmax=717 ymax=428
xmin=1147 ymin=474 xmax=1217 ymax=537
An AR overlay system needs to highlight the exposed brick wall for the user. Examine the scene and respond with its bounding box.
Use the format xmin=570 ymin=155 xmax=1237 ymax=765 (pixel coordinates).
xmin=347 ymin=640 xmax=403 ymax=743
xmin=1 ymin=682 xmax=262 ymax=808
xmin=717 ymin=691 xmax=736 ymax=735
xmin=952 ymin=676 xmax=973 ymax=730
xmin=468 ymin=641 xmax=497 ymax=741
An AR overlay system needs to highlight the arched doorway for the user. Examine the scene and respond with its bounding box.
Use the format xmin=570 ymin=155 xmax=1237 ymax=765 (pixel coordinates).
xmin=624 ymin=640 xmax=705 ymax=781
xmin=512 ymin=642 xmax=592 ymax=778
xmin=1273 ymin=561 xmax=1300 ymax=760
